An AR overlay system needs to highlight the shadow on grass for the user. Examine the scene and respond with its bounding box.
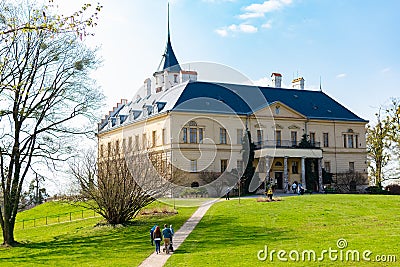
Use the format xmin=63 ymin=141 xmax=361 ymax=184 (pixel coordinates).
xmin=2 ymin=209 xmax=196 ymax=266
xmin=174 ymin=212 xmax=292 ymax=254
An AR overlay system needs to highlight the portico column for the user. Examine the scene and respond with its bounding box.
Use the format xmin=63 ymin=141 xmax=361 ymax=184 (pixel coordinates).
xmin=318 ymin=158 xmax=323 ymax=193
xmin=301 ymin=157 xmax=306 ymax=190
xmin=284 ymin=156 xmax=288 ymax=193
xmin=265 ymin=156 xmax=271 ymax=191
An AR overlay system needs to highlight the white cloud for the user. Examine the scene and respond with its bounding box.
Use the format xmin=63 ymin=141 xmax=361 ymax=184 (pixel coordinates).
xmin=252 ymin=77 xmax=271 ymax=86
xmin=215 ymin=28 xmax=228 ymax=37
xmin=238 ymin=12 xmax=264 ymax=20
xmin=336 ymin=73 xmax=347 ymax=78
xmin=245 ymin=0 xmax=292 ymax=13
xmin=228 ymin=24 xmax=238 ymax=31
xmin=381 ymin=67 xmax=391 ymax=73
xmin=216 ymin=23 xmax=258 ymax=37
xmin=261 ymin=20 xmax=273 ymax=29
xmin=238 ymin=24 xmax=258 ymax=33
xmin=239 ymin=0 xmax=292 ymax=21
xmin=202 ymin=0 xmax=236 ymax=2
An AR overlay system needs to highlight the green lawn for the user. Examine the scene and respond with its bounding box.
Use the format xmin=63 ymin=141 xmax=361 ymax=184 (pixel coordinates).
xmin=159 ymin=197 xmax=217 ymax=207
xmin=166 ymin=194 xmax=400 ymax=267
xmin=0 ymin=201 xmax=196 ymax=266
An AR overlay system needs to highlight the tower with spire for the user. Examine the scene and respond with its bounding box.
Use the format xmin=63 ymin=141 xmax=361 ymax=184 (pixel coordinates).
xmin=148 ymin=3 xmax=197 ymax=95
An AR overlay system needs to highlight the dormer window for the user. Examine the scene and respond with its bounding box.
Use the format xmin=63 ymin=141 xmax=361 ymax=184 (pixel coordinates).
xmin=174 ymin=74 xmax=178 ymax=83
xmin=275 ymin=106 xmax=280 ymax=115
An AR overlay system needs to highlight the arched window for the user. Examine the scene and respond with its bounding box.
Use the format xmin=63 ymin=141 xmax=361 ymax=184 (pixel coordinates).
xmin=191 ymin=181 xmax=199 ymax=188
xmin=275 ymin=161 xmax=283 ymax=167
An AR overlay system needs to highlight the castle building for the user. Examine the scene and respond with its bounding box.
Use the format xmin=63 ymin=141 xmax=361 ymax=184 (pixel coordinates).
xmin=97 ymin=12 xmax=368 ymax=194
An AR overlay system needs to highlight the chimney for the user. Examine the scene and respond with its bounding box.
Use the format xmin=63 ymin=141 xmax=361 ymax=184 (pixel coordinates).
xmin=144 ymin=78 xmax=151 ymax=96
xmin=292 ymin=77 xmax=305 ymax=90
xmin=271 ymin=73 xmax=282 ymax=88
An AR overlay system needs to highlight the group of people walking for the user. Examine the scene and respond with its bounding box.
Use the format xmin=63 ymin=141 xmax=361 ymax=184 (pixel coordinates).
xmin=291 ymin=181 xmax=305 ymax=195
xmin=150 ymin=224 xmax=174 ymax=254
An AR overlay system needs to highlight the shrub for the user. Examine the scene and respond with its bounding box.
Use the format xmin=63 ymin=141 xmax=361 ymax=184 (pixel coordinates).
xmin=385 ymin=184 xmax=400 ymax=195
xmin=365 ymin=186 xmax=389 ymax=195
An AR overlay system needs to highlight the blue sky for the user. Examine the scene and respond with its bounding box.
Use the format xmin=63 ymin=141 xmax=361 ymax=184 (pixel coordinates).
xmin=63 ymin=0 xmax=399 ymax=123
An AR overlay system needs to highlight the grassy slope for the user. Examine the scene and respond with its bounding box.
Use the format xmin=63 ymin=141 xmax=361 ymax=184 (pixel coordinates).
xmin=166 ymin=195 xmax=400 ymax=267
xmin=0 ymin=201 xmax=196 ymax=267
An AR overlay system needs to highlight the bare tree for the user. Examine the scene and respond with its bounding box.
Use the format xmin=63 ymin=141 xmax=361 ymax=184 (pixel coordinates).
xmin=199 ymin=170 xmax=238 ymax=197
xmin=335 ymin=171 xmax=367 ymax=193
xmin=70 ymin=147 xmax=174 ymax=225
xmin=0 ymin=1 xmax=103 ymax=246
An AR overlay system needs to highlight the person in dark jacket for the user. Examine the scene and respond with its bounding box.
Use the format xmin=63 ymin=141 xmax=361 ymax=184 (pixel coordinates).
xmin=162 ymin=224 xmax=173 ymax=253
xmin=150 ymin=224 xmax=157 ymax=246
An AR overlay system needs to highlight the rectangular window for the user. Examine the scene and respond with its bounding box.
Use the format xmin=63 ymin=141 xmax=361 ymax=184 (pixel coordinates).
xmin=291 ymin=161 xmax=299 ymax=174
xmin=152 ymin=131 xmax=157 ymax=147
xmin=355 ymin=135 xmax=359 ymax=148
xmin=135 ymin=135 xmax=139 ymax=150
xmin=324 ymin=161 xmax=331 ymax=173
xmin=199 ymin=128 xmax=204 ymax=144
xmin=100 ymin=144 xmax=104 ymax=157
xmin=162 ymin=128 xmax=166 ymax=145
xmin=107 ymin=142 xmax=111 ymax=155
xmin=115 ymin=140 xmax=120 ymax=154
xmin=221 ymin=159 xmax=228 ymax=172
xmin=343 ymin=134 xmax=347 ymax=148
xmin=142 ymin=133 xmax=147 ymax=149
xmin=257 ymin=129 xmax=263 ymax=143
xmin=258 ymin=158 xmax=266 ymax=173
xmin=128 ymin=136 xmax=133 ymax=150
xmin=310 ymin=132 xmax=316 ymax=146
xmin=291 ymin=131 xmax=297 ymax=146
xmin=349 ymin=162 xmax=355 ymax=172
xmin=220 ymin=128 xmax=227 ymax=144
xmin=190 ymin=128 xmax=197 ymax=143
xmin=122 ymin=138 xmax=126 ymax=152
xmin=182 ymin=128 xmax=188 ymax=143
xmin=190 ymin=160 xmax=197 ymax=172
xmin=174 ymin=74 xmax=178 ymax=83
xmin=347 ymin=135 xmax=354 ymax=148
xmin=323 ymin=133 xmax=329 ymax=147
xmin=275 ymin=130 xmax=281 ymax=147
xmin=237 ymin=160 xmax=243 ymax=175
xmin=237 ymin=129 xmax=243 ymax=145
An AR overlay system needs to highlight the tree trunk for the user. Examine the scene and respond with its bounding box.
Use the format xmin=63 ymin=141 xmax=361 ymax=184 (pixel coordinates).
xmin=2 ymin=215 xmax=17 ymax=246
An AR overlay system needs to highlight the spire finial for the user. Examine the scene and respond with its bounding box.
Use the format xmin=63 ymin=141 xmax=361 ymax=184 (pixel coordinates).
xmin=319 ymin=76 xmax=322 ymax=91
xmin=167 ymin=2 xmax=170 ymax=42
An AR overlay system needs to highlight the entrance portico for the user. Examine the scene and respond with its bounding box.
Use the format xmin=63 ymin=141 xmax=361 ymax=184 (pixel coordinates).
xmin=255 ymin=147 xmax=323 ymax=193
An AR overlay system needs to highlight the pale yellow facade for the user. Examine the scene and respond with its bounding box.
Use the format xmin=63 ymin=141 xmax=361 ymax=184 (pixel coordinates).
xmin=98 ymin=99 xmax=368 ymax=193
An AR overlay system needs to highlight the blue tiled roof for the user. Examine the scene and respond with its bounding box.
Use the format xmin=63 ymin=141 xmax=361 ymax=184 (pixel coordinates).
xmin=172 ymin=82 xmax=367 ymax=122
xmin=163 ymin=36 xmax=181 ymax=72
